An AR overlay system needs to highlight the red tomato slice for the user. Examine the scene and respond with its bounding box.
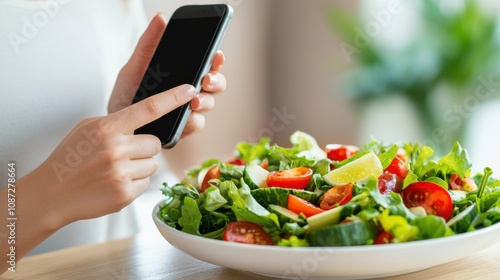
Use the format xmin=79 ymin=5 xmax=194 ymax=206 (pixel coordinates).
xmin=378 ymin=172 xmax=402 ymax=195
xmin=227 ymin=158 xmax=245 ymax=165
xmin=401 ymin=182 xmax=453 ymax=221
xmin=266 ymin=167 xmax=313 ymax=190
xmin=449 ymin=173 xmax=478 ymax=192
xmin=384 ymin=156 xmax=409 ymax=180
xmin=325 ymin=144 xmax=358 ymax=162
xmin=319 ymin=183 xmax=353 ymax=210
xmin=374 ymin=231 xmax=393 ymax=245
xmin=223 ymin=221 xmax=274 ymax=245
xmin=200 ymin=166 xmax=220 ymax=192
xmin=287 ymin=194 xmax=325 ymax=218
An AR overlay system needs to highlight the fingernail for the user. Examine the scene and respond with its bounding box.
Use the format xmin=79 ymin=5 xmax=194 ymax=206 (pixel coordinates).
xmin=195 ymin=95 xmax=204 ymax=109
xmin=208 ymin=73 xmax=218 ymax=86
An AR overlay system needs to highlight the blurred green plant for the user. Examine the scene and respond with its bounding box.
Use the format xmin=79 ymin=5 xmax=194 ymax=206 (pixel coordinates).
xmin=327 ymin=0 xmax=500 ymax=152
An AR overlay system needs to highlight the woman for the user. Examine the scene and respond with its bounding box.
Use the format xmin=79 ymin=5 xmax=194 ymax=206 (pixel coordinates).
xmin=0 ymin=0 xmax=227 ymax=274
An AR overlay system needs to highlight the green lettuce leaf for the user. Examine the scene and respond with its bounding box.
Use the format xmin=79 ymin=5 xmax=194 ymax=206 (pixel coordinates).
xmin=360 ymin=177 xmax=416 ymax=219
xmin=277 ymin=235 xmax=309 ymax=247
xmin=290 ymin=130 xmax=326 ymax=160
xmin=235 ymin=137 xmax=270 ymax=163
xmin=178 ymin=196 xmax=202 ymax=235
xmin=413 ymin=215 xmax=454 ymax=240
xmin=203 ymin=186 xmax=228 ymax=212
xmin=437 ymin=142 xmax=472 ymax=179
xmin=377 ymin=209 xmax=419 ymax=242
xmin=378 ymin=145 xmax=399 ymax=169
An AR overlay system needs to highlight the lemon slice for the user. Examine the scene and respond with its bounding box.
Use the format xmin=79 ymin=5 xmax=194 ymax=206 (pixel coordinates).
xmin=323 ymin=152 xmax=383 ymax=185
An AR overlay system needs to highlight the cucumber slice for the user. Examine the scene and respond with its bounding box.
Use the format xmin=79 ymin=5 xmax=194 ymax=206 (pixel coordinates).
xmin=243 ymin=163 xmax=269 ymax=190
xmin=251 ymin=188 xmax=320 ymax=208
xmin=268 ymin=204 xmax=306 ymax=225
xmin=306 ymin=220 xmax=375 ymax=246
xmin=306 ymin=205 xmax=344 ymax=233
xmin=446 ymin=203 xmax=477 ymax=233
xmin=251 ymin=188 xmax=289 ymax=208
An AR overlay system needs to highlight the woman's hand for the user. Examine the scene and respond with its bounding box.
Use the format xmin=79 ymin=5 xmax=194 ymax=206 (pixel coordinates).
xmin=0 ymin=83 xmax=197 ymax=274
xmin=36 ymin=84 xmax=197 ymax=225
xmin=108 ymin=13 xmax=227 ymax=139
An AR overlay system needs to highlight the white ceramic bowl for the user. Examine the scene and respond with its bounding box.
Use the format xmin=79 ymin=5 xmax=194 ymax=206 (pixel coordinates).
xmin=152 ymin=200 xmax=500 ymax=279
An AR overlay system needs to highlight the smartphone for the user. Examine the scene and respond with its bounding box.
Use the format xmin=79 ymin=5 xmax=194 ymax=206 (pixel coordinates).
xmin=132 ymin=4 xmax=233 ymax=148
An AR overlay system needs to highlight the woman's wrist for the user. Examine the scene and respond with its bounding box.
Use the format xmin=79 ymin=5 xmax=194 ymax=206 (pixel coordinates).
xmin=0 ymin=167 xmax=64 ymax=274
xmin=17 ymin=164 xmax=69 ymax=234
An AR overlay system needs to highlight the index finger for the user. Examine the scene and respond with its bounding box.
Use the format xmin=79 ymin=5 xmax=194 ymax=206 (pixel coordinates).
xmin=108 ymin=84 xmax=196 ymax=134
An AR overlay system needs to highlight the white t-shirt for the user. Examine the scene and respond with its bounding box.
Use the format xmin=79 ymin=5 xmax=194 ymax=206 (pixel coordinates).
xmin=0 ymin=0 xmax=176 ymax=254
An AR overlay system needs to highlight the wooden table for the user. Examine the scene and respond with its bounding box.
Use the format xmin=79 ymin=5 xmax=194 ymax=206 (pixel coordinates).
xmin=2 ymin=228 xmax=500 ymax=280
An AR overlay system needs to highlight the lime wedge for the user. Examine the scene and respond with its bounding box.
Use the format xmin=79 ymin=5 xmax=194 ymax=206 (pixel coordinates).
xmin=323 ymin=152 xmax=383 ymax=185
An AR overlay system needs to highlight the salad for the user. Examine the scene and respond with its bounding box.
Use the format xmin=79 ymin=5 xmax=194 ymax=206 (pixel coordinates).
xmin=157 ymin=131 xmax=500 ymax=247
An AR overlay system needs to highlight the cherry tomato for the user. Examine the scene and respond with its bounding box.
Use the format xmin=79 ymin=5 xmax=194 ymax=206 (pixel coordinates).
xmin=287 ymin=194 xmax=325 ymax=218
xmin=384 ymin=156 xmax=409 ymax=180
xmin=267 ymin=167 xmax=313 ymax=190
xmin=401 ymin=182 xmax=453 ymax=221
xmin=374 ymin=231 xmax=393 ymax=245
xmin=449 ymin=174 xmax=478 ymax=192
xmin=227 ymin=158 xmax=245 ymax=165
xmin=223 ymin=221 xmax=274 ymax=245
xmin=260 ymin=159 xmax=269 ymax=170
xmin=200 ymin=166 xmax=220 ymax=192
xmin=377 ymin=172 xmax=402 ymax=195
xmin=319 ymin=183 xmax=353 ymax=210
xmin=325 ymin=144 xmax=358 ymax=162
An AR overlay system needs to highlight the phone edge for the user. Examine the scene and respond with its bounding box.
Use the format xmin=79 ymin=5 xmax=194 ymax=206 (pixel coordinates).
xmin=162 ymin=4 xmax=233 ymax=149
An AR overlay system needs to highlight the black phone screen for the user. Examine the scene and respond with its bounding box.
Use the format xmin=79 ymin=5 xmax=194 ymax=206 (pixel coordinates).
xmin=133 ymin=5 xmax=227 ymax=145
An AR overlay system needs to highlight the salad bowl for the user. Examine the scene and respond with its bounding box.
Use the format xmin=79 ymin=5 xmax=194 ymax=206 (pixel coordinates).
xmin=153 ymin=200 xmax=500 ymax=279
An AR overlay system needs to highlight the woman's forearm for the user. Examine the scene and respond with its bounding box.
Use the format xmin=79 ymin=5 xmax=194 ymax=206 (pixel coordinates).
xmin=0 ymin=169 xmax=62 ymax=275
